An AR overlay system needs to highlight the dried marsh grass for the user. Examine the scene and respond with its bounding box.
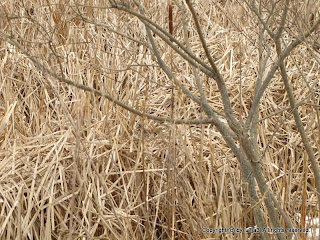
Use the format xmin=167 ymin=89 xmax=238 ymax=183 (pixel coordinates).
xmin=0 ymin=0 xmax=320 ymax=239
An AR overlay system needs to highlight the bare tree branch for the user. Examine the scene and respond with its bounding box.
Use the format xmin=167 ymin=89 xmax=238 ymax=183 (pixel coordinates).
xmin=275 ymin=37 xmax=320 ymax=226
xmin=0 ymin=30 xmax=214 ymax=126
xmin=246 ymin=17 xmax=320 ymax=128
xmin=185 ymin=0 xmax=241 ymax=133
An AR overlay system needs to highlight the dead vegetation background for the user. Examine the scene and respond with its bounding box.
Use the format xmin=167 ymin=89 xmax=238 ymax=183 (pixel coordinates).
xmin=0 ymin=0 xmax=320 ymax=239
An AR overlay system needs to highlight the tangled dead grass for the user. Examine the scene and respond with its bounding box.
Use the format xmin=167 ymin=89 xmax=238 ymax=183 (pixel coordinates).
xmin=0 ymin=0 xmax=320 ymax=239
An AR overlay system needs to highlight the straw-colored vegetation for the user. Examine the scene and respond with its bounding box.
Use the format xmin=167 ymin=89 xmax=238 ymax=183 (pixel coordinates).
xmin=0 ymin=0 xmax=320 ymax=239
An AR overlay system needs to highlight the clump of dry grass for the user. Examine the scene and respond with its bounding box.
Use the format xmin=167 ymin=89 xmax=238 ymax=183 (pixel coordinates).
xmin=0 ymin=0 xmax=320 ymax=239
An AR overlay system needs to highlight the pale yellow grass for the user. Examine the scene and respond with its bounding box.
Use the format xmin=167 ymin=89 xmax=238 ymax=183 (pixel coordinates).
xmin=0 ymin=0 xmax=319 ymax=239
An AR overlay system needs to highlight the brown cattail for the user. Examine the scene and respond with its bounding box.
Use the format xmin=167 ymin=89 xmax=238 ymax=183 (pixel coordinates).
xmin=168 ymin=2 xmax=173 ymax=37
